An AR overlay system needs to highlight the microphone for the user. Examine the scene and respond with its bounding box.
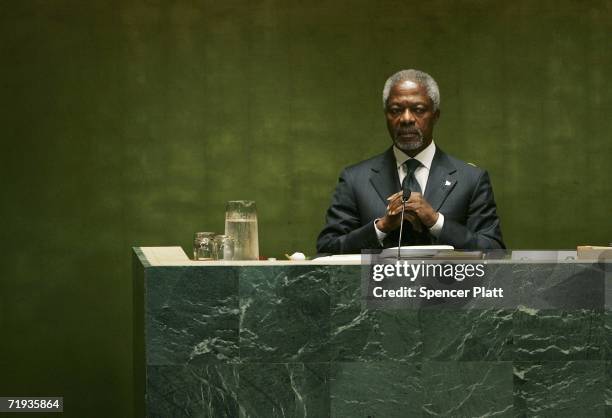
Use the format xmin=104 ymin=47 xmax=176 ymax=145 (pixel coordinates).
xmin=398 ymin=173 xmax=413 ymax=259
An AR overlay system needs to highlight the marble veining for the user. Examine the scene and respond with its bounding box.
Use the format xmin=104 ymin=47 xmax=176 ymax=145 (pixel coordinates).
xmin=133 ymin=252 xmax=611 ymax=417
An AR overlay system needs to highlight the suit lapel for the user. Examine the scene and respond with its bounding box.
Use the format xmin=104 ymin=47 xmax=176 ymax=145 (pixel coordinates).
xmin=424 ymin=148 xmax=457 ymax=211
xmin=369 ymin=146 xmax=457 ymax=210
xmin=370 ymin=147 xmax=400 ymax=204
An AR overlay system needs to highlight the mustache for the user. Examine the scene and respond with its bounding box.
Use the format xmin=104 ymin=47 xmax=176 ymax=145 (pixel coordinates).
xmin=395 ymin=128 xmax=423 ymax=136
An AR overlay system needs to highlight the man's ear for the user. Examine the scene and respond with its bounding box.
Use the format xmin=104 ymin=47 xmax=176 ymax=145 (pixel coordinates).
xmin=434 ymin=109 xmax=441 ymax=123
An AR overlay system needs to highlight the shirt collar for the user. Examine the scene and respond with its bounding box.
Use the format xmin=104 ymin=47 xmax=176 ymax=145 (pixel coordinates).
xmin=393 ymin=140 xmax=436 ymax=170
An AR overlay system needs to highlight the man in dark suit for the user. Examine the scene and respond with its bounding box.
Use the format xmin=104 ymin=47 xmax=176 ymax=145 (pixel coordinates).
xmin=316 ymin=69 xmax=504 ymax=254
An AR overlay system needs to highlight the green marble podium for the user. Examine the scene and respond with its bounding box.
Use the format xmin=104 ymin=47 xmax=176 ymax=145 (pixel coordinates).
xmin=133 ymin=247 xmax=611 ymax=417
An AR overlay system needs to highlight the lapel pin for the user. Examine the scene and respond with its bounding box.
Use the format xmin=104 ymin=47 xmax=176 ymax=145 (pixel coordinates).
xmin=444 ymin=180 xmax=452 ymax=187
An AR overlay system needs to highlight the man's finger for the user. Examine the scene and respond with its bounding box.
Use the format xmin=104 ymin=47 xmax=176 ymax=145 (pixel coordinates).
xmin=407 ymin=192 xmax=423 ymax=203
xmin=391 ymin=199 xmax=413 ymax=214
xmin=387 ymin=191 xmax=403 ymax=201
xmin=402 ymin=212 xmax=423 ymax=232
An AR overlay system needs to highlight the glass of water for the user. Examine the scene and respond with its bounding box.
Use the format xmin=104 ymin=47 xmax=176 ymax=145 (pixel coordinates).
xmin=215 ymin=235 xmax=235 ymax=260
xmin=193 ymin=232 xmax=218 ymax=260
xmin=225 ymin=201 xmax=259 ymax=260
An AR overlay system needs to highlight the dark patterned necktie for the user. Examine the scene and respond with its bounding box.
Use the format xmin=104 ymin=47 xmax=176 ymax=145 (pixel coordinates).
xmin=402 ymin=159 xmax=422 ymax=195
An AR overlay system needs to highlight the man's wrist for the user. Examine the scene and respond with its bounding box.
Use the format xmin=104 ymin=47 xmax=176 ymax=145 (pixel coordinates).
xmin=373 ymin=219 xmax=388 ymax=244
xmin=428 ymin=212 xmax=444 ymax=237
xmin=375 ymin=217 xmax=390 ymax=233
xmin=425 ymin=212 xmax=439 ymax=228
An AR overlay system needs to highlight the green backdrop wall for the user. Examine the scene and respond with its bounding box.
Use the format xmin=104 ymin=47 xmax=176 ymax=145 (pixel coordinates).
xmin=1 ymin=1 xmax=610 ymax=416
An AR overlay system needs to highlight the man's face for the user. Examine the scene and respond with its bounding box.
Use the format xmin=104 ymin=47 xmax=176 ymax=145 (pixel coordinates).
xmin=385 ymin=80 xmax=440 ymax=155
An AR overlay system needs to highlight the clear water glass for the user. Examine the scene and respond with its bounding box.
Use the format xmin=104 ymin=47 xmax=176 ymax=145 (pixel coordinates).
xmin=215 ymin=235 xmax=235 ymax=260
xmin=225 ymin=200 xmax=259 ymax=260
xmin=193 ymin=232 xmax=218 ymax=260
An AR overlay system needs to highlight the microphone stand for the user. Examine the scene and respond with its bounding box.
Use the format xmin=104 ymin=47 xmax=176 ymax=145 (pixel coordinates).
xmin=398 ymin=165 xmax=414 ymax=260
xmin=398 ymin=193 xmax=409 ymax=260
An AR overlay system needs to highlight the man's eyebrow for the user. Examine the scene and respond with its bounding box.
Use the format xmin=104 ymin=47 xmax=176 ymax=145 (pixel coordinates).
xmin=389 ymin=101 xmax=428 ymax=106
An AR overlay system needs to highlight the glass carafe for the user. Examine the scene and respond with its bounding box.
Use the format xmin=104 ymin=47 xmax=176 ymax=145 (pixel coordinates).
xmin=224 ymin=200 xmax=259 ymax=260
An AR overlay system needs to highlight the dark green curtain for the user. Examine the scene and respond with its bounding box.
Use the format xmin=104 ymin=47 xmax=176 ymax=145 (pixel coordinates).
xmin=1 ymin=1 xmax=610 ymax=416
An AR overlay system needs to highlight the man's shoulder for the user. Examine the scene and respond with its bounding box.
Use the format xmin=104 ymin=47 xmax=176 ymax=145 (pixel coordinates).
xmin=338 ymin=147 xmax=489 ymax=179
xmin=342 ymin=148 xmax=391 ymax=174
xmin=438 ymin=149 xmax=487 ymax=177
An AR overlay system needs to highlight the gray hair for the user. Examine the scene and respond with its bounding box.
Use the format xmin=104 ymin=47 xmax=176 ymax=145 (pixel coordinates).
xmin=382 ymin=69 xmax=440 ymax=111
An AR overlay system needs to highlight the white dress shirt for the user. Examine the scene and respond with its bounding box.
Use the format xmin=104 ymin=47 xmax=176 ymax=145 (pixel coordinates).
xmin=374 ymin=140 xmax=445 ymax=243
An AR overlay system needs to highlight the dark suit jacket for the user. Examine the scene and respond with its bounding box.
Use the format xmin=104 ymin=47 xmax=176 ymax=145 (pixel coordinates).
xmin=316 ymin=147 xmax=505 ymax=254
